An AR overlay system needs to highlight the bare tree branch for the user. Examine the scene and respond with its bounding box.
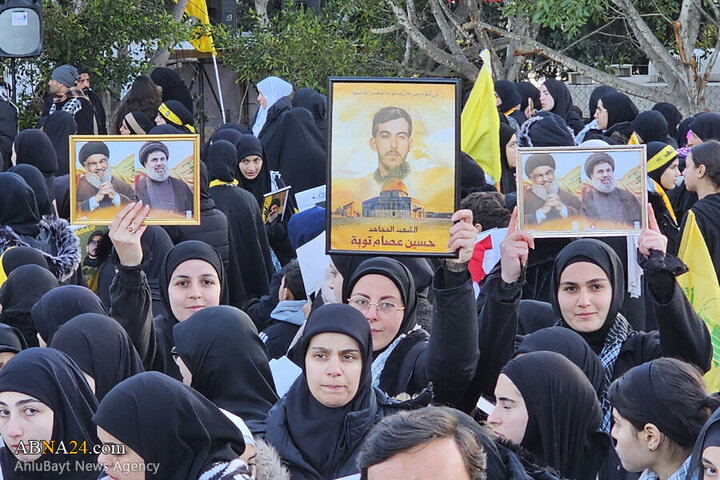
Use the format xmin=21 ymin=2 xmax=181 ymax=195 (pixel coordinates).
xmin=677 ymin=0 xmax=702 ymax=65
xmin=151 ymin=0 xmax=190 ymax=68
xmin=429 ymin=0 xmax=465 ymax=58
xmin=371 ymin=25 xmax=401 ymax=34
xmin=255 ymin=0 xmax=271 ymax=26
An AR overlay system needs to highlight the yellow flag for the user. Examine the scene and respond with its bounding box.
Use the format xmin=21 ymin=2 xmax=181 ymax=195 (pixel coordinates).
xmin=175 ymin=0 xmax=216 ymax=54
xmin=628 ymin=132 xmax=641 ymax=145
xmin=461 ymin=50 xmax=501 ymax=184
xmin=677 ymin=210 xmax=720 ymax=391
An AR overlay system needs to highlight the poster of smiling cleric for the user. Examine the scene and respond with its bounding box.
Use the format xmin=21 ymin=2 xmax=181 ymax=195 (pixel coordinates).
xmin=327 ymin=78 xmax=460 ymax=257
xmin=69 ymin=135 xmax=200 ymax=225
xmin=516 ymin=145 xmax=647 ymax=237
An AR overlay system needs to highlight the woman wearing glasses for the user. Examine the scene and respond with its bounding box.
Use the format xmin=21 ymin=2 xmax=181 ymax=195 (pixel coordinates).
xmin=339 ymin=210 xmax=480 ymax=407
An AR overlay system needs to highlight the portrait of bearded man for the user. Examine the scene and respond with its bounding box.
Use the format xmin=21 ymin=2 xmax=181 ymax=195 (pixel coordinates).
xmin=522 ymin=153 xmax=581 ymax=225
xmin=76 ymin=141 xmax=134 ymax=213
xmin=134 ymin=141 xmax=194 ymax=215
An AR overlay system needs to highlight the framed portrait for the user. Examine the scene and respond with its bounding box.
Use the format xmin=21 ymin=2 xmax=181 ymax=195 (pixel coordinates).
xmin=262 ymin=186 xmax=292 ymax=224
xmin=516 ymin=145 xmax=647 ymax=237
xmin=326 ymin=77 xmax=460 ymax=257
xmin=69 ymin=135 xmax=201 ymax=225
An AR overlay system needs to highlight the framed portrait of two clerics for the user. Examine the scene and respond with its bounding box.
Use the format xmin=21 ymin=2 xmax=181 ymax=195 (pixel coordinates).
xmin=517 ymin=145 xmax=648 ymax=237
xmin=327 ymin=77 xmax=460 ymax=257
xmin=69 ymin=135 xmax=201 ymax=225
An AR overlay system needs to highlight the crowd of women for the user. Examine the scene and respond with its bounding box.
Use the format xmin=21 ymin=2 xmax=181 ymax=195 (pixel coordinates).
xmin=1 ymin=66 xmax=720 ymax=480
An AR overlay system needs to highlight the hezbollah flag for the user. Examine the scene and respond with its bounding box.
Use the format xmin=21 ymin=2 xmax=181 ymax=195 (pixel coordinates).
xmin=461 ymin=50 xmax=501 ymax=184
xmin=677 ymin=210 xmax=720 ymax=391
xmin=175 ymin=0 xmax=216 ymax=54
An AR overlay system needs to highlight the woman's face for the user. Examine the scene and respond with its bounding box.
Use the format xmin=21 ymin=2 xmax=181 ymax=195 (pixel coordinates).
xmin=119 ymin=120 xmax=131 ymax=136
xmin=0 ymin=351 xmax=15 ymax=371
xmin=349 ymin=274 xmax=405 ymax=351
xmin=10 ymin=144 xmax=16 ymax=166
xmin=155 ymin=113 xmax=166 ymax=126
xmin=305 ymin=332 xmax=363 ymax=408
xmin=167 ymin=259 xmax=222 ymax=322
xmin=487 ymin=374 xmax=528 ymax=444
xmin=688 ymin=131 xmax=703 ymax=147
xmin=683 ymin=153 xmax=701 ymax=192
xmin=506 ymin=134 xmax=518 ymax=168
xmin=610 ymin=409 xmax=652 ymax=473
xmin=557 ymin=261 xmax=612 ymax=333
xmin=595 ymin=99 xmax=609 ymax=130
xmin=660 ymin=159 xmax=681 ymax=190
xmin=174 ymin=355 xmax=193 ymax=386
xmin=0 ymin=391 xmax=54 ymax=461
xmin=322 ymin=259 xmax=343 ymax=304
xmin=539 ymin=85 xmax=555 ymax=111
xmin=241 ymin=443 xmax=257 ymax=479
xmin=239 ymin=155 xmax=263 ymax=180
xmin=97 ymin=426 xmax=145 ymax=480
xmin=703 ymin=446 xmax=720 ymax=480
xmin=258 ymin=92 xmax=268 ymax=109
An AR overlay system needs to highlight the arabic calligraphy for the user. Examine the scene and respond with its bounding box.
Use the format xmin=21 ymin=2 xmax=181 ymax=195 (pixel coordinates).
xmin=350 ymin=235 xmax=436 ymax=249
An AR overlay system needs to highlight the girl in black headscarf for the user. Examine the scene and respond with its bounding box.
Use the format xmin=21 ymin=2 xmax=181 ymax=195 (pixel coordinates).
xmin=495 ymin=80 xmax=524 ymax=130
xmin=0 ymin=348 xmax=99 ymax=480
xmin=539 ymin=79 xmax=585 ymax=134
xmin=591 ymin=92 xmax=639 ymax=144
xmin=151 ymin=67 xmax=194 ymax=114
xmin=205 ymin=140 xmax=276 ymax=300
xmin=0 ymin=264 xmax=57 ymax=347
xmin=477 ymin=228 xmax=711 ymax=434
xmin=688 ymin=113 xmax=720 ymax=146
xmin=514 ymin=326 xmax=606 ymax=398
xmin=0 ymin=246 xmax=49 ymax=281
xmin=588 ymin=86 xmax=617 ymax=122
xmin=686 ymin=398 xmax=720 ymax=480
xmin=0 ymin=172 xmax=80 ymax=283
xmin=515 ymin=81 xmax=540 ymax=116
xmin=8 ymin=164 xmax=55 ymax=219
xmin=42 ymin=110 xmax=76 ymax=176
xmin=499 ymin=123 xmax=518 ymax=193
xmin=652 ymin=102 xmax=682 ymax=140
xmin=489 ymin=351 xmax=610 ymax=480
xmin=646 ymin=141 xmax=681 ymax=254
xmin=265 ymin=303 xmax=390 ymax=480
xmin=119 ymin=111 xmax=154 ymax=135
xmin=173 ymin=305 xmax=278 ymax=435
xmin=11 ymin=129 xmax=58 ymax=204
xmin=631 ymin=110 xmax=676 ymax=146
xmin=49 ymin=313 xmax=144 ymax=401
xmin=608 ymin=358 xmax=720 ymax=480
xmin=156 ymin=99 xmax=196 ymax=134
xmin=31 ymin=284 xmax=107 ymax=345
xmin=94 ymin=371 xmax=251 ymax=480
xmin=109 ymin=203 xmax=229 ymax=379
xmin=517 ymin=111 xmax=575 ymax=147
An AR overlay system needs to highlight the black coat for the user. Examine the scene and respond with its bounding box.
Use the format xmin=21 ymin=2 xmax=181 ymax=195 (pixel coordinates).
xmin=648 ymin=189 xmax=680 ymax=255
xmin=258 ymin=97 xmax=326 ymax=195
xmin=0 ymin=100 xmax=17 ymax=171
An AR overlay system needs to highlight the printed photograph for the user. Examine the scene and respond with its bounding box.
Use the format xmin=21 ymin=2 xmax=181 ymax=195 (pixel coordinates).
xmin=262 ymin=186 xmax=291 ymax=224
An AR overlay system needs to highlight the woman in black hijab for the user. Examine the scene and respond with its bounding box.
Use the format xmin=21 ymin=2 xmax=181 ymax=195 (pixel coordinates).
xmin=292 ymin=88 xmax=328 ymax=142
xmin=11 ymin=129 xmax=58 ymax=203
xmin=689 ymin=113 xmax=720 ymax=146
xmin=592 ymin=91 xmax=639 ymax=144
xmin=0 ymin=348 xmax=98 ymax=480
xmin=517 ymin=111 xmax=575 ymax=147
xmin=265 ymin=303 xmax=388 ymax=480
xmin=0 ymin=172 xmax=80 ymax=283
xmin=499 ymin=123 xmax=518 ymax=193
xmin=515 ymin=326 xmax=605 ymax=398
xmin=495 ymin=80 xmax=524 ymax=129
xmin=205 ymin=140 xmax=275 ymax=300
xmin=173 ymin=305 xmax=278 ymax=435
xmin=119 ymin=111 xmax=154 ymax=135
xmin=31 ymin=284 xmax=107 ymax=345
xmin=0 ymin=246 xmax=49 ymax=279
xmin=488 ymin=351 xmax=610 ymax=480
xmin=686 ymin=398 xmax=720 ymax=480
xmin=42 ymin=110 xmax=76 ymax=176
xmin=646 ymin=141 xmax=681 ymax=254
xmin=0 ymin=264 xmax=57 ymax=347
xmin=477 ymin=233 xmax=711 ymax=434
xmin=652 ymin=102 xmax=682 ymax=140
xmin=515 ymin=81 xmax=540 ymax=116
xmin=631 ymin=110 xmax=675 ymax=146
xmin=156 ymin=99 xmax=196 ymax=134
xmin=9 ymin=164 xmax=54 ymax=219
xmin=94 ymin=371 xmax=251 ymax=480
xmin=588 ymin=85 xmax=617 ymax=122
xmin=49 ymin=313 xmax=144 ymax=401
xmin=151 ymin=67 xmax=194 ymax=114
xmin=539 ymin=79 xmax=585 ymax=134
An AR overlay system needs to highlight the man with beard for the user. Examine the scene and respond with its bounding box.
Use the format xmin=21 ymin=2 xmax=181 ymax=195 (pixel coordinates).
xmin=370 ymin=106 xmax=413 ymax=186
xmin=522 ymin=153 xmax=581 ymax=225
xmin=582 ymin=152 xmax=642 ymax=225
xmin=134 ymin=141 xmax=193 ymax=215
xmin=76 ymin=141 xmax=134 ymax=213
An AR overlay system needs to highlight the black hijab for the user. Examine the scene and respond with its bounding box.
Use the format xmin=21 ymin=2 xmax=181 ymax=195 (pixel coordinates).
xmin=460 ymin=151 xmax=491 ymax=198
xmin=149 ymin=124 xmax=182 ymax=134
xmin=216 ymin=122 xmax=252 ymax=135
xmin=0 ymin=265 xmax=56 ymax=348
xmin=42 ymin=111 xmax=76 ymax=176
xmin=687 ymin=404 xmax=720 ymax=480
xmin=31 ymin=285 xmax=107 ymax=344
xmin=284 ymin=303 xmax=375 ymax=478
xmin=158 ymin=240 xmax=228 ymax=323
xmin=12 ymin=129 xmax=58 ymax=202
xmin=93 ymin=371 xmax=245 ymax=480
xmin=173 ymin=305 xmax=278 ymax=434
xmin=495 ymin=80 xmax=522 ymax=112
xmin=123 ymin=111 xmax=154 ymax=135
xmin=0 ymin=324 xmax=26 ymax=353
xmin=543 ymin=79 xmax=576 ymax=121
xmin=652 ymin=102 xmax=682 ymax=139
xmin=0 ymin=348 xmax=98 ymax=480
xmin=0 ymin=172 xmax=41 ymax=236
xmin=332 ymin=254 xmax=433 ymax=299
xmin=9 ymin=164 xmax=53 ymax=218
xmin=678 ymin=116 xmax=696 ymax=147
xmin=206 ymin=139 xmax=238 ymax=184
xmin=501 ymin=351 xmax=606 ymax=480
xmin=690 ymin=112 xmax=720 ymax=142
xmin=600 ymin=92 xmax=639 ymax=130
xmin=515 ymin=81 xmax=540 ymax=112
xmin=150 ymin=67 xmax=194 ymax=113
xmin=515 ymin=326 xmax=606 ymax=397
xmin=234 ymin=134 xmax=271 ymax=207
xmin=631 ymin=110 xmax=669 ymax=144
xmin=49 ymin=313 xmax=144 ymax=401
xmin=550 ymin=239 xmax=625 ymax=354
xmin=1 ymin=246 xmax=49 ymax=275
xmin=518 ymin=111 xmax=575 ymax=147
xmin=342 ymin=257 xmax=418 ymax=352
xmin=588 ymin=86 xmax=617 ymax=121
xmin=292 ymin=88 xmax=328 ymax=140
xmin=499 ymin=123 xmax=517 ymax=193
